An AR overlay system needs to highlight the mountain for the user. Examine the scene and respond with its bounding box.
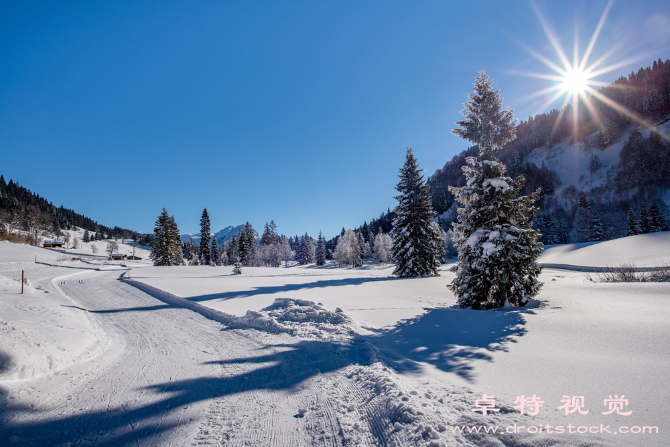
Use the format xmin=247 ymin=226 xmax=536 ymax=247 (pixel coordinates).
xmin=180 ymin=224 xmax=259 ymax=247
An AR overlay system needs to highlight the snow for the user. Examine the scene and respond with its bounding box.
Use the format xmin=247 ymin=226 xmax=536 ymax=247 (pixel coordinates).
xmin=482 ymin=178 xmax=509 ymax=192
xmin=2 ymin=233 xmax=669 ymax=446
xmin=539 ymin=231 xmax=670 ymax=268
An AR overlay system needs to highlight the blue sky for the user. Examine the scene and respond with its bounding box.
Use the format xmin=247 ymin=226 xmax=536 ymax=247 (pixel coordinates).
xmin=1 ymin=1 xmax=669 ymax=238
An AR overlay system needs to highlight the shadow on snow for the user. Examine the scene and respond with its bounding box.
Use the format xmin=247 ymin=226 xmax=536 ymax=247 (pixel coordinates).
xmin=0 ymin=339 xmax=377 ymax=447
xmin=367 ymin=307 xmax=528 ymax=382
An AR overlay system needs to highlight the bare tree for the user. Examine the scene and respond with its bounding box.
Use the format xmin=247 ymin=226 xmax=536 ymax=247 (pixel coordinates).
xmin=373 ymin=233 xmax=393 ymax=263
xmin=277 ymin=237 xmax=295 ymax=266
xmin=106 ymin=241 xmax=119 ymax=258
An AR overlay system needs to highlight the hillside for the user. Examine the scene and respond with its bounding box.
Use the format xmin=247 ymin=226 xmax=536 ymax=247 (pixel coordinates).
xmin=0 ymin=175 xmax=138 ymax=244
xmin=428 ymin=58 xmax=670 ymax=244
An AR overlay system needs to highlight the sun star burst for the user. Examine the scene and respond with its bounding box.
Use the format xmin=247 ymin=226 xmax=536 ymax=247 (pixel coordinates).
xmin=512 ymin=0 xmax=661 ymax=142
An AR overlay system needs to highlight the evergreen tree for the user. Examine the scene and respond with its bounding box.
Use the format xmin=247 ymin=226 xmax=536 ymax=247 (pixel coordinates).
xmin=315 ymin=231 xmax=327 ymax=266
xmin=626 ymin=209 xmax=640 ymax=236
xmin=83 ymin=229 xmax=90 ymax=243
xmin=302 ymin=232 xmax=315 ymax=264
xmin=589 ymin=210 xmax=605 ymax=241
xmin=572 ymin=197 xmax=593 ymax=242
xmin=354 ymin=231 xmax=365 ymax=267
xmin=391 ymin=148 xmax=442 ymax=277
xmin=648 ymin=201 xmax=665 ymax=232
xmin=150 ymin=208 xmax=183 ymax=266
xmin=239 ymin=222 xmax=256 ymax=266
xmin=295 ymin=235 xmax=305 ymax=265
xmin=186 ymin=238 xmax=197 ymax=265
xmin=199 ymin=208 xmax=211 ymax=265
xmin=557 ymin=219 xmax=571 ymax=244
xmin=260 ymin=221 xmax=278 ymax=246
xmin=452 ymin=70 xmax=516 ymax=158
xmin=449 ymin=71 xmax=542 ymax=309
xmin=449 ymin=158 xmax=543 ymax=308
xmin=211 ymin=236 xmax=220 ymax=265
xmin=226 ymin=235 xmax=239 ymax=265
xmin=639 ymin=204 xmax=651 ymax=233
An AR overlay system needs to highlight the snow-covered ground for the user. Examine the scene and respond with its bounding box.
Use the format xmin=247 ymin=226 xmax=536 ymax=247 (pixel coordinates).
xmin=539 ymin=231 xmax=670 ymax=268
xmin=1 ymin=234 xmax=669 ymax=446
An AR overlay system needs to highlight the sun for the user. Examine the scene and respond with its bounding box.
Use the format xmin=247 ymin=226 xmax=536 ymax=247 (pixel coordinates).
xmin=511 ymin=0 xmax=659 ymax=141
xmin=561 ymin=67 xmax=591 ymax=95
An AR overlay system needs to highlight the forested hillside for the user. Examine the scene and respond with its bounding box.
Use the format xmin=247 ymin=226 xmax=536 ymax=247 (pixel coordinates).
xmin=0 ymin=175 xmax=137 ymax=243
xmin=428 ymin=58 xmax=670 ymax=244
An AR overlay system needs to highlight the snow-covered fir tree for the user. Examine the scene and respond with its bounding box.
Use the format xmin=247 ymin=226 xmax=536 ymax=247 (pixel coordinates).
xmin=572 ymin=197 xmax=593 ymax=242
xmin=391 ymin=148 xmax=442 ymax=277
xmin=589 ymin=210 xmax=605 ymax=241
xmin=238 ymin=222 xmax=256 ymax=267
xmin=302 ymin=233 xmax=315 ymax=264
xmin=199 ymin=208 xmax=211 ymax=265
xmin=150 ymin=208 xmax=184 ymax=266
xmin=639 ymin=204 xmax=651 ymax=234
xmin=449 ymin=71 xmax=542 ymax=309
xmin=260 ymin=221 xmax=278 ymax=246
xmin=186 ymin=238 xmax=198 ymax=265
xmin=294 ymin=235 xmax=306 ymax=265
xmin=83 ymin=229 xmax=90 ymax=243
xmin=226 ymin=235 xmax=239 ymax=266
xmin=210 ymin=236 xmax=220 ymax=266
xmin=354 ymin=231 xmax=365 ymax=267
xmin=315 ymin=231 xmax=327 ymax=266
xmin=648 ymin=201 xmax=665 ymax=232
xmin=626 ymin=209 xmax=640 ymax=236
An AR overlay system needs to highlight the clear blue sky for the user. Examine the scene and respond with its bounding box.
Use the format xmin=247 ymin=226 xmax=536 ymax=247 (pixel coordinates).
xmin=1 ymin=1 xmax=668 ymax=238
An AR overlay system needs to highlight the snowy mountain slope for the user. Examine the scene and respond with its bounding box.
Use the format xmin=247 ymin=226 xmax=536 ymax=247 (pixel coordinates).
xmin=539 ymin=231 xmax=670 ymax=267
xmin=525 ymin=119 xmax=670 ymax=203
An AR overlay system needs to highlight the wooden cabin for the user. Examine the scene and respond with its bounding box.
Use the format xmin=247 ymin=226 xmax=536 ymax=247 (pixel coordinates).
xmin=43 ymin=241 xmax=65 ymax=248
xmin=110 ymin=253 xmax=127 ymax=261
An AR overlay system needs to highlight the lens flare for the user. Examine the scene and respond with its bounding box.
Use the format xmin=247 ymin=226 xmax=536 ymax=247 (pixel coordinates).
xmin=511 ymin=0 xmax=664 ymax=142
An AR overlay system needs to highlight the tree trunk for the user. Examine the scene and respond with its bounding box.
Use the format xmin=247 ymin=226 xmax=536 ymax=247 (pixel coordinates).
xmin=499 ymin=281 xmax=508 ymax=307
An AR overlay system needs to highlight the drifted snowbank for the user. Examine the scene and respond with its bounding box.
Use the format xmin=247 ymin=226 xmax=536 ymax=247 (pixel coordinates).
xmin=0 ymin=273 xmax=108 ymax=381
xmin=539 ymin=231 xmax=670 ymax=267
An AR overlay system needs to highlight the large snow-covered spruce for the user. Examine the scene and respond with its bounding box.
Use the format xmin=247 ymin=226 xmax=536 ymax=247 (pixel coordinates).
xmin=449 ymin=70 xmax=542 ymax=308
xmin=150 ymin=208 xmax=184 ymax=266
xmin=199 ymin=208 xmax=211 ymax=265
xmin=449 ymin=158 xmax=543 ymax=308
xmin=391 ymin=148 xmax=442 ymax=277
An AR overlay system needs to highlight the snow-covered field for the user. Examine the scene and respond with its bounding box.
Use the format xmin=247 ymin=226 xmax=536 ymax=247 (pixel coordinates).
xmin=1 ymin=234 xmax=669 ymax=446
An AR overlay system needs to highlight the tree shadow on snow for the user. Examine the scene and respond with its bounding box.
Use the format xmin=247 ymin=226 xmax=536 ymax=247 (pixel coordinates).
xmin=368 ymin=307 xmax=528 ymax=382
xmin=185 ymin=276 xmax=403 ymax=302
xmin=0 ymin=339 xmax=374 ymax=447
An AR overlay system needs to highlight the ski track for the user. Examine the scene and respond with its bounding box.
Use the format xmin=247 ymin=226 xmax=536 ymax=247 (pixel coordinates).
xmin=1 ymin=269 xmax=435 ymax=446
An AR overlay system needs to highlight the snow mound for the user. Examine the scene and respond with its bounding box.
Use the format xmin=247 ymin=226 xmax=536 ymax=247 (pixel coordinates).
xmin=242 ymin=298 xmax=355 ymax=340
xmin=124 ymin=279 xmax=355 ymax=339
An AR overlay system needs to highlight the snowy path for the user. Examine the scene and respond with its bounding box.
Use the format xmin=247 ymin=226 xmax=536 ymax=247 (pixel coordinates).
xmin=2 ymin=269 xmax=363 ymax=446
xmin=1 ymin=269 xmax=480 ymax=447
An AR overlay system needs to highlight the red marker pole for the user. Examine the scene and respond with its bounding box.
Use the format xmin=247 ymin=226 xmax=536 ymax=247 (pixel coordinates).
xmin=21 ymin=270 xmax=24 ymax=294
